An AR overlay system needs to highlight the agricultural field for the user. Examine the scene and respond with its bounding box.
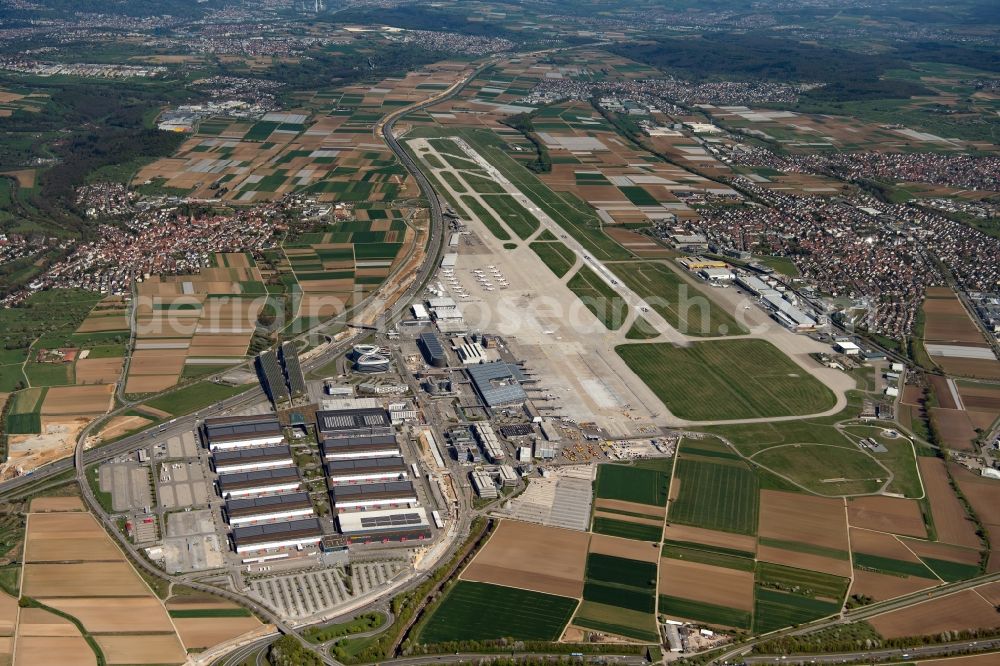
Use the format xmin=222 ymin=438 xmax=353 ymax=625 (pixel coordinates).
xmin=659 ymin=559 xmax=754 ymax=629
xmin=847 ymin=495 xmax=929 ymax=538
xmin=920 ymin=289 xmax=1000 ymax=381
xmin=917 ymin=457 xmax=981 ymax=549
xmin=868 ymin=589 xmax=1000 ymax=639
xmin=460 ymin=520 xmax=589 ymax=598
xmin=572 ymin=552 xmax=659 ymax=642
xmin=593 ymin=462 xmax=670 ymax=508
xmin=756 ymin=491 xmax=851 ymax=577
xmin=750 ymin=444 xmax=887 ymax=496
xmin=608 ymin=261 xmax=746 ymax=337
xmin=616 ymin=339 xmax=837 ymax=421
xmin=165 ymin=595 xmax=261 ymax=651
xmin=667 ymin=446 xmax=759 ymax=535
xmin=417 ymin=581 xmax=577 ymax=643
xmin=753 ymin=563 xmax=848 ymax=634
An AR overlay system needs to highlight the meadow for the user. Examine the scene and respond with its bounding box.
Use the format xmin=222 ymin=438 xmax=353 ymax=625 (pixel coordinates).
xmin=668 ymin=457 xmax=759 ymax=535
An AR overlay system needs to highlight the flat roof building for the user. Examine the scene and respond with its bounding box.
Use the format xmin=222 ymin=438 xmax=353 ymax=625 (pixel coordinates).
xmin=213 ymin=445 xmax=293 ymax=474
xmin=472 ymin=422 xmax=505 ymax=462
xmin=316 ymin=407 xmax=393 ymax=440
xmin=471 ymin=470 xmax=498 ymax=498
xmin=329 ymin=481 xmax=417 ymax=510
xmin=256 ymin=349 xmax=290 ymax=403
xmin=337 ymin=507 xmax=431 ymax=543
xmin=418 ymin=332 xmax=447 ymax=368
xmin=325 ymin=457 xmax=408 ymax=484
xmin=203 ymin=416 xmax=284 ymax=451
xmin=320 ymin=436 xmax=400 ymax=461
xmin=280 ymin=341 xmax=307 ymax=395
xmin=217 ymin=467 xmax=302 ymax=498
xmin=225 ymin=491 xmax=314 ymax=526
xmin=231 ymin=517 xmax=323 ymax=553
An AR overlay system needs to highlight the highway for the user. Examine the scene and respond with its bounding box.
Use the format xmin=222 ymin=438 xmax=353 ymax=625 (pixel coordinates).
xmin=745 ymin=638 xmax=1000 ymax=665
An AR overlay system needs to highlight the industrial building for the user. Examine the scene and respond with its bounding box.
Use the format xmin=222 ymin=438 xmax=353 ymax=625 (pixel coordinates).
xmin=735 ymin=273 xmax=778 ymax=298
xmin=320 ymin=436 xmax=400 ymax=461
xmin=329 ymin=481 xmax=417 ymax=511
xmin=466 ymin=362 xmax=527 ymax=410
xmin=698 ymin=267 xmax=734 ymax=282
xmin=763 ymin=292 xmax=817 ymax=331
xmin=256 ymin=349 xmax=290 ymax=403
xmin=834 ymin=340 xmax=861 ymax=355
xmin=280 ymin=341 xmax=307 ymax=395
xmin=471 ymin=470 xmax=498 ymax=498
xmin=217 ymin=467 xmax=302 ymax=498
xmin=225 ymin=492 xmax=314 ymax=527
xmin=336 ymin=507 xmax=431 ymax=544
xmin=325 ymin=457 xmax=408 ymax=484
xmin=472 ymin=422 xmax=505 ymax=462
xmin=203 ymin=415 xmax=284 ymax=451
xmin=230 ymin=518 xmax=324 ymax=554
xmin=213 ymin=445 xmax=293 ymax=474
xmin=412 ymin=303 xmax=430 ymax=321
xmin=418 ymin=332 xmax=447 ymax=367
xmin=497 ymin=464 xmax=518 ymax=487
xmin=678 ymin=257 xmax=728 ymax=271
xmin=316 ymin=406 xmax=394 ymax=440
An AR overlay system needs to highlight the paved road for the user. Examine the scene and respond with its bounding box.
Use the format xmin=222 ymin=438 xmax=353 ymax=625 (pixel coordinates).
xmin=744 ymin=638 xmax=1000 ymax=665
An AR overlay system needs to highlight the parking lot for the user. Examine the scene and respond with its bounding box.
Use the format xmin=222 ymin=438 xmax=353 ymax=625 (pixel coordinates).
xmin=157 ymin=460 xmax=210 ymax=509
xmin=162 ymin=509 xmax=224 ymax=573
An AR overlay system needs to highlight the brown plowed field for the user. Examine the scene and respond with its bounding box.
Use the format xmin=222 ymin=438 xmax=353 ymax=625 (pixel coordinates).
xmin=756 ymin=543 xmax=852 ymax=578
xmin=0 ymin=591 xmax=17 ymax=636
xmin=919 ymin=654 xmax=1000 ymax=665
xmin=933 ymin=357 xmax=1000 ymax=381
xmin=593 ymin=510 xmax=662 ymax=526
xmin=45 ymin=598 xmax=175 ymax=633
xmin=870 ymin=590 xmax=1000 ymax=638
xmin=847 ymin=496 xmax=927 ymax=538
xmin=658 ymin=559 xmax=754 ymax=612
xmin=22 ymin=562 xmax=150 ymax=597
xmin=918 ymin=457 xmax=982 ymax=548
xmin=95 ymin=634 xmax=186 ymax=665
xmin=901 ymin=538 xmax=981 ymax=565
xmin=124 ymin=375 xmax=178 ymax=394
xmin=759 ymin=490 xmax=848 ymax=551
xmin=603 ymin=228 xmax=671 ymax=257
xmin=850 ymin=569 xmax=937 ymax=602
xmin=75 ymin=358 xmax=123 ymax=385
xmin=849 ymin=528 xmax=923 ymax=562
xmin=967 ymin=411 xmax=997 ymax=430
xmin=956 ymin=383 xmax=1000 ymax=412
xmin=950 ymin=464 xmax=1000 ymax=538
xmin=76 ymin=316 xmax=129 ymax=333
xmin=128 ymin=350 xmax=187 ymax=375
xmin=460 ymin=519 xmax=589 ymax=598
xmin=593 ymin=498 xmax=665 ymax=518
xmin=29 ymin=496 xmax=84 ymax=512
xmin=17 ymin=607 xmax=81 ymax=637
xmin=922 ymin=293 xmax=986 ymax=344
xmin=929 ymin=376 xmax=958 ymax=410
xmin=172 ymin=617 xmax=262 ymax=650
xmin=96 ymin=415 xmax=152 ymax=441
xmin=589 ymin=533 xmax=660 ymax=563
xmin=662 ymin=524 xmax=757 ymax=554
xmin=930 ymin=408 xmax=976 ymax=451
xmin=901 ymin=385 xmax=924 ymax=406
xmin=41 ymin=385 xmax=114 ymax=416
xmin=25 ymin=513 xmax=122 ymax=562
xmin=973 ymin=581 xmax=1000 ymax=606
xmin=14 ymin=636 xmax=95 ymax=666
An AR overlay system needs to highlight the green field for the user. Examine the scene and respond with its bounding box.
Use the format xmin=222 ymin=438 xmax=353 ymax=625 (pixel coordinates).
xmin=586 ymin=553 xmax=658 ymax=589
xmin=583 ymin=581 xmax=655 ymax=612
xmin=756 ymin=562 xmax=851 ymax=601
xmin=754 ymin=588 xmax=841 ymax=634
xmin=661 ymin=544 xmax=756 ymax=572
xmin=616 ymin=339 xmax=837 ymax=420
xmin=460 ymin=196 xmax=511 ymax=240
xmin=591 ymin=517 xmax=663 ymax=542
xmin=852 ymin=553 xmax=936 ymax=579
xmin=529 ymin=241 xmax=577 ymax=278
xmin=659 ymin=595 xmax=752 ymax=629
xmin=567 ymin=266 xmax=628 ymax=330
xmin=481 ymin=194 xmax=539 ymax=239
xmin=417 ymin=581 xmax=576 ymax=643
xmin=440 ymin=171 xmax=468 ymax=193
xmin=609 ymin=262 xmax=746 ymax=337
xmin=751 ymin=444 xmax=886 ymax=496
xmin=669 ymin=456 xmax=759 ymax=535
xmin=919 ymin=557 xmax=980 ymax=582
xmin=842 ymin=427 xmax=923 ymax=498
xmin=594 ymin=463 xmax=670 ymax=507
xmin=140 ymin=381 xmax=253 ymax=415
xmin=572 ymin=601 xmax=659 ymax=642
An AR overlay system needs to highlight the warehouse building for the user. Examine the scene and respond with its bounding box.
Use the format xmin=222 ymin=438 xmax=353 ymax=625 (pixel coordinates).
xmin=467 ymin=362 xmax=527 ymax=410
xmin=225 ymin=491 xmax=314 ymax=527
xmin=320 ymin=436 xmax=400 ymax=461
xmin=699 ymin=267 xmax=734 ymax=282
xmin=203 ymin=415 xmax=284 ymax=451
xmin=213 ymin=445 xmax=293 ymax=474
xmin=316 ymin=407 xmax=394 ymax=441
xmin=418 ymin=332 xmax=447 ymax=368
xmin=325 ymin=457 xmax=408 ymax=484
xmin=763 ymin=293 xmax=816 ymax=331
xmin=735 ymin=273 xmax=778 ymax=298
xmin=230 ymin=517 xmax=324 ymax=554
xmin=329 ymin=481 xmax=417 ymax=511
xmin=337 ymin=507 xmax=431 ymax=544
xmin=217 ymin=467 xmax=302 ymax=498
